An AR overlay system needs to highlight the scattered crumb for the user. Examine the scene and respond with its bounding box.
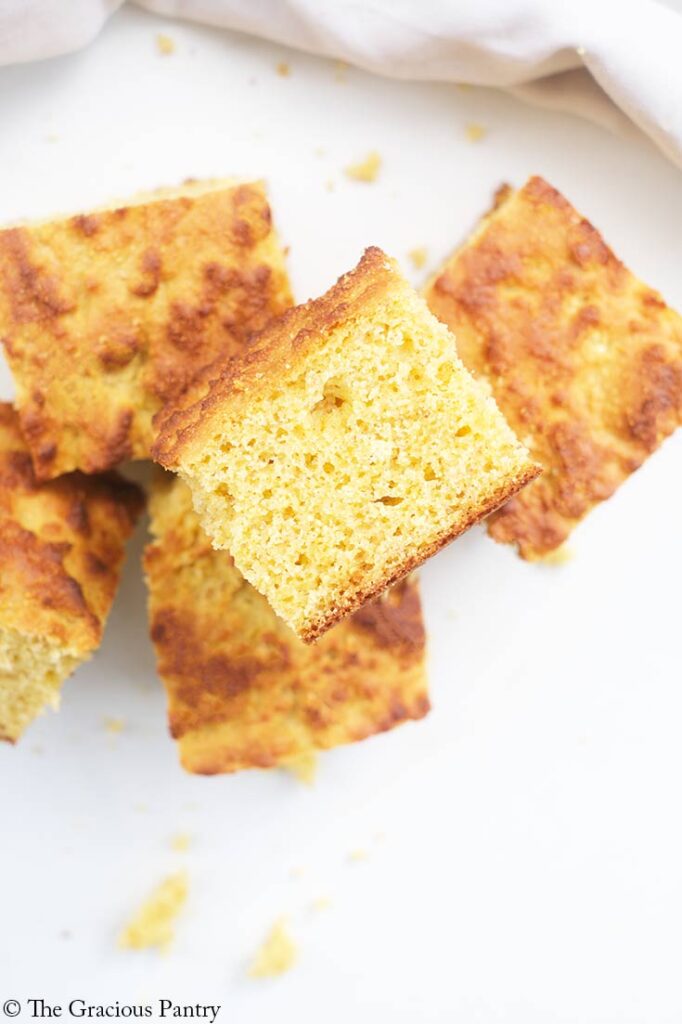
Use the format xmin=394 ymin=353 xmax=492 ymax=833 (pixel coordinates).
xmin=311 ymin=896 xmax=331 ymax=912
xmin=156 ymin=33 xmax=175 ymax=56
xmin=456 ymin=82 xmax=471 ymax=92
xmin=408 ymin=247 xmax=428 ymax=270
xmin=537 ymin=544 xmax=574 ymax=566
xmin=283 ymin=752 xmax=317 ymax=785
xmin=276 ymin=61 xmax=291 ymax=77
xmin=104 ymin=716 xmax=125 ymax=735
xmin=119 ymin=872 xmax=188 ymax=952
xmin=348 ymin=848 xmax=369 ymax=863
xmin=465 ymin=122 xmax=487 ymax=143
xmin=314 ymin=146 xmax=326 ymax=157
xmin=576 ymin=46 xmax=586 ymax=56
xmin=289 ymin=866 xmax=306 ymax=880
xmin=325 ymin=179 xmax=336 ymax=192
xmin=170 ymin=832 xmax=191 ymax=853
xmin=248 ymin=919 xmax=297 ymax=978
xmin=334 ymin=60 xmax=349 ymax=82
xmin=344 ymin=151 xmax=382 ymax=183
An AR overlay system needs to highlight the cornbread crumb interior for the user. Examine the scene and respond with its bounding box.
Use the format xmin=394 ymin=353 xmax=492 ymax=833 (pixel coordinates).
xmin=153 ymin=247 xmax=539 ymax=641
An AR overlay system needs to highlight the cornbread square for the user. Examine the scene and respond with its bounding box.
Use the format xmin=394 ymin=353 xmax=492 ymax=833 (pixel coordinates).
xmin=0 ymin=179 xmax=292 ymax=479
xmin=153 ymin=247 xmax=539 ymax=642
xmin=144 ymin=473 xmax=429 ymax=774
xmin=0 ymin=403 xmax=143 ymax=741
xmin=425 ymin=176 xmax=682 ymax=559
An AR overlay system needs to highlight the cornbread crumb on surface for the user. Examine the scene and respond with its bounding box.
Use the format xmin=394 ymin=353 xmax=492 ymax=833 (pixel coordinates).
xmin=153 ymin=247 xmax=539 ymax=643
xmin=408 ymin=247 xmax=428 ymax=270
xmin=0 ymin=179 xmax=291 ymax=479
xmin=348 ymin=848 xmax=369 ymax=862
xmin=311 ymin=896 xmax=331 ymax=912
xmin=104 ymin=716 xmax=125 ymax=735
xmin=465 ymin=122 xmax=487 ymax=142
xmin=537 ymin=544 xmax=575 ymax=566
xmin=144 ymin=474 xmax=429 ymax=774
xmin=334 ymin=60 xmax=349 ymax=82
xmin=282 ymin=752 xmax=318 ymax=785
xmin=0 ymin=404 xmax=143 ymax=743
xmin=156 ymin=33 xmax=175 ymax=55
xmin=425 ymin=175 xmax=682 ymax=559
xmin=345 ymin=151 xmax=382 ymax=183
xmin=249 ymin=919 xmax=297 ymax=978
xmin=276 ymin=61 xmax=291 ymax=76
xmin=119 ymin=872 xmax=188 ymax=952
xmin=170 ymin=832 xmax=192 ymax=852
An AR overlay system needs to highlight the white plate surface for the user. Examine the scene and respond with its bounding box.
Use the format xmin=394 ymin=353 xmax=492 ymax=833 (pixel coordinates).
xmin=1 ymin=8 xmax=681 ymax=1023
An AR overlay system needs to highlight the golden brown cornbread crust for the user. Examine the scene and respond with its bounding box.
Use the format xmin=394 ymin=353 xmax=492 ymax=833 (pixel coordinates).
xmin=425 ymin=176 xmax=682 ymax=558
xmin=144 ymin=474 xmax=429 ymax=774
xmin=0 ymin=403 xmax=144 ymax=741
xmin=0 ymin=403 xmax=143 ymax=648
xmin=152 ymin=246 xmax=396 ymax=466
xmin=0 ymin=180 xmax=292 ymax=479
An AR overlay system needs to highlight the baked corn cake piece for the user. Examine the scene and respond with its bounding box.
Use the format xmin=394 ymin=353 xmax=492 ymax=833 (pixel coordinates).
xmin=0 ymin=403 xmax=143 ymax=741
xmin=0 ymin=179 xmax=292 ymax=479
xmin=144 ymin=473 xmax=429 ymax=774
xmin=153 ymin=247 xmax=539 ymax=642
xmin=425 ymin=175 xmax=682 ymax=559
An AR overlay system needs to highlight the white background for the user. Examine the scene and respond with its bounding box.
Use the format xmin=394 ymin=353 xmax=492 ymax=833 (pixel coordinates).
xmin=1 ymin=7 xmax=681 ymax=1022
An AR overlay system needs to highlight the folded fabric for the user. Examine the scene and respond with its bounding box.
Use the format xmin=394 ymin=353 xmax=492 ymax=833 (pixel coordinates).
xmin=2 ymin=0 xmax=681 ymax=169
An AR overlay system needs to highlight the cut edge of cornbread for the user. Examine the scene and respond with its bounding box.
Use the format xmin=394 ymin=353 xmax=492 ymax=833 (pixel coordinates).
xmin=0 ymin=627 xmax=84 ymax=743
xmin=154 ymin=247 xmax=540 ymax=643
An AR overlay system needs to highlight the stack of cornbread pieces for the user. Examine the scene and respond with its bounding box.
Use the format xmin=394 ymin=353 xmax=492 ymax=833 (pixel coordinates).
xmin=0 ymin=176 xmax=680 ymax=771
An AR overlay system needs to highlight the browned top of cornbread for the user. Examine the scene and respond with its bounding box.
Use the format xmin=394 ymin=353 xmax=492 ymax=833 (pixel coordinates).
xmin=0 ymin=403 xmax=143 ymax=650
xmin=0 ymin=180 xmax=292 ymax=479
xmin=152 ymin=246 xmax=395 ymax=466
xmin=144 ymin=474 xmax=429 ymax=774
xmin=425 ymin=176 xmax=682 ymax=558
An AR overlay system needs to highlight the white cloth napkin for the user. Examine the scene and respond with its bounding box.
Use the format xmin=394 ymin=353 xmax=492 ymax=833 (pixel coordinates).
xmin=2 ymin=0 xmax=682 ymax=169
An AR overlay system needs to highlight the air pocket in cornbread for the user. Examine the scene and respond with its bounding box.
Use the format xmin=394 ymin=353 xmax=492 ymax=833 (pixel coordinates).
xmin=143 ymin=473 xmax=429 ymax=774
xmin=0 ymin=179 xmax=291 ymax=479
xmin=425 ymin=176 xmax=682 ymax=559
xmin=0 ymin=404 xmax=143 ymax=741
xmin=152 ymin=247 xmax=539 ymax=642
